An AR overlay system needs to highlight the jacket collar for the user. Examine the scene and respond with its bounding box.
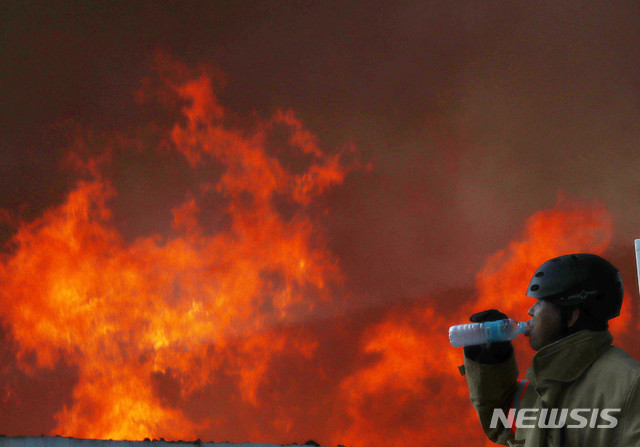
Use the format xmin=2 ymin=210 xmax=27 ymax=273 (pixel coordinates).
xmin=528 ymin=330 xmax=613 ymax=385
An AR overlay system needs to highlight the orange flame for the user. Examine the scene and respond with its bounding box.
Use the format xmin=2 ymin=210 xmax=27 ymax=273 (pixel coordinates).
xmin=336 ymin=307 xmax=479 ymax=446
xmin=330 ymin=199 xmax=633 ymax=447
xmin=0 ymin=56 xmax=355 ymax=441
xmin=0 ymin=55 xmax=636 ymax=447
xmin=473 ymin=198 xmax=614 ymax=320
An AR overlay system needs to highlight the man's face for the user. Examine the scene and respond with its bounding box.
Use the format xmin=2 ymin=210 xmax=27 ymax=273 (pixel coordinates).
xmin=526 ymin=299 xmax=564 ymax=351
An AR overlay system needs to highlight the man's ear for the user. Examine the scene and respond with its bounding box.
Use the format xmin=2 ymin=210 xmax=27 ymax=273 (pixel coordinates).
xmin=567 ymin=308 xmax=580 ymax=328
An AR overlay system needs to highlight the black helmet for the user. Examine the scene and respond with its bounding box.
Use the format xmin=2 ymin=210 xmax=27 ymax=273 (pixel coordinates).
xmin=526 ymin=253 xmax=623 ymax=320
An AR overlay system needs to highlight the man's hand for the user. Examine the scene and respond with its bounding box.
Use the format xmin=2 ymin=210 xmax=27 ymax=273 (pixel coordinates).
xmin=464 ymin=309 xmax=514 ymax=364
xmin=469 ymin=309 xmax=508 ymax=324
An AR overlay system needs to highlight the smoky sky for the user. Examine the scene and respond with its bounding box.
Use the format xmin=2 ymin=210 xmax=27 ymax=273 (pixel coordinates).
xmin=2 ymin=0 xmax=640 ymax=332
xmin=2 ymin=2 xmax=640 ymax=445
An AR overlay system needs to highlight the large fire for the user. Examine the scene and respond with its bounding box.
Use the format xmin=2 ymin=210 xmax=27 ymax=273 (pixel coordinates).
xmin=0 ymin=56 xmax=636 ymax=447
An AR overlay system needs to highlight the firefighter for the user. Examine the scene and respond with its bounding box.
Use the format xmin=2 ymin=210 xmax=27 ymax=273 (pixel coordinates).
xmin=462 ymin=253 xmax=640 ymax=446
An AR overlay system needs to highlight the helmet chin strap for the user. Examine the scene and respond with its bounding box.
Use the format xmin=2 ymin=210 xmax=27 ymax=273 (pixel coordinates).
xmin=560 ymin=306 xmax=575 ymax=336
xmin=561 ymin=305 xmax=608 ymax=336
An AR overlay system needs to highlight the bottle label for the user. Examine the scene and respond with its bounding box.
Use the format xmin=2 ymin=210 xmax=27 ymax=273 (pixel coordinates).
xmin=484 ymin=320 xmax=504 ymax=343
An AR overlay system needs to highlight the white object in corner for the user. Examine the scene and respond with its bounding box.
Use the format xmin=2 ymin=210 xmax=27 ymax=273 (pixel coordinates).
xmin=635 ymin=239 xmax=640 ymax=297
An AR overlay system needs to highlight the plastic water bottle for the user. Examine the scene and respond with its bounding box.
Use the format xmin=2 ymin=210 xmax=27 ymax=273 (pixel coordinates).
xmin=448 ymin=319 xmax=528 ymax=347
